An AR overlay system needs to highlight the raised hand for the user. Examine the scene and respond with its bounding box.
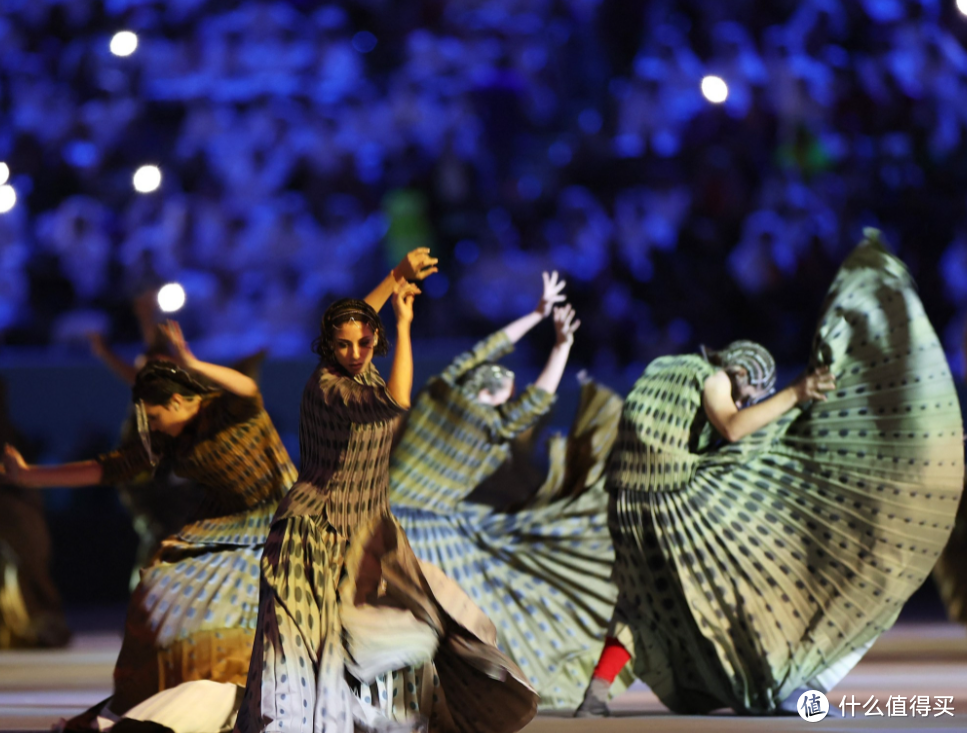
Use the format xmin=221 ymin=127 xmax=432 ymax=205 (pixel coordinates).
xmin=158 ymin=320 xmax=196 ymax=369
xmin=537 ymin=271 xmax=567 ymax=317
xmin=394 ymin=248 xmax=439 ymax=282
xmin=392 ymin=280 xmax=420 ymax=326
xmin=794 ymin=365 xmax=836 ymax=403
xmin=553 ymin=304 xmax=581 ymax=347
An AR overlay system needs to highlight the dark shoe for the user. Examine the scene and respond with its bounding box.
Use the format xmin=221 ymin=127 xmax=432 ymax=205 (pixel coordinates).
xmin=574 ymin=677 xmax=611 ymax=718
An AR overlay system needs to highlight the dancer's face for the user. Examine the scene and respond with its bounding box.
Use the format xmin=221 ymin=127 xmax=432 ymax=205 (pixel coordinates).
xmin=332 ymin=321 xmax=378 ymax=377
xmin=142 ymin=394 xmax=195 ymax=436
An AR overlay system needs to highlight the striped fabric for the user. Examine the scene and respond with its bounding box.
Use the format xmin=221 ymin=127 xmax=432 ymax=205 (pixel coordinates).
xmin=606 ymin=232 xmax=964 ymax=714
xmin=68 ymin=390 xmax=298 ymax=720
xmin=235 ymin=361 xmax=540 ymax=733
xmin=389 ymin=335 xmax=632 ymax=710
xmin=97 ymin=391 xmax=296 ymax=545
xmin=390 ymin=331 xmax=555 ymax=515
xmin=271 ymin=363 xmax=406 ymax=534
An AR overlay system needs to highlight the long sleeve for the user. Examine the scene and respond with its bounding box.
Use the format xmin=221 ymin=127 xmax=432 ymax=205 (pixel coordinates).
xmin=493 ymin=385 xmax=556 ymax=440
xmin=317 ymin=366 xmax=407 ymax=424
xmin=96 ymin=441 xmax=156 ymax=485
xmin=440 ymin=331 xmax=515 ymax=386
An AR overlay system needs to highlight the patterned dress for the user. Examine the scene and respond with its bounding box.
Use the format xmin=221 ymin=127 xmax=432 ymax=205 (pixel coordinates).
xmin=234 ymin=362 xmax=538 ymax=733
xmin=83 ymin=390 xmax=297 ymax=717
xmin=606 ymin=231 xmax=964 ymax=714
xmin=390 ymin=332 xmax=631 ymax=710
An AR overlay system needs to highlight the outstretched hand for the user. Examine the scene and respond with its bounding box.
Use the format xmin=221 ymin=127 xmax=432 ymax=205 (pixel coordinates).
xmin=2 ymin=444 xmax=27 ymax=485
xmin=536 ymin=271 xmax=567 ymax=317
xmin=392 ymin=280 xmax=420 ymax=326
xmin=794 ymin=365 xmax=836 ymax=403
xmin=158 ymin=320 xmax=196 ymax=369
xmin=394 ymin=248 xmax=439 ymax=282
xmin=553 ymin=304 xmax=581 ymax=347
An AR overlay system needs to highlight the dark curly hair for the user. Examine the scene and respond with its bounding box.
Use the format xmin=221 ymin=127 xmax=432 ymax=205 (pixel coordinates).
xmin=132 ymin=361 xmax=210 ymax=406
xmin=311 ymin=298 xmax=390 ymax=364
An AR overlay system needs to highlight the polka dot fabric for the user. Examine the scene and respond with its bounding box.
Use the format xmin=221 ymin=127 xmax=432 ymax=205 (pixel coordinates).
xmin=606 ymin=231 xmax=964 ymax=714
xmin=392 ymin=381 xmax=633 ymax=710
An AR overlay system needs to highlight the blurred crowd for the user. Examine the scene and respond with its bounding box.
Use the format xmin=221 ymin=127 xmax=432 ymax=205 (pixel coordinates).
xmin=2 ymin=0 xmax=967 ymax=375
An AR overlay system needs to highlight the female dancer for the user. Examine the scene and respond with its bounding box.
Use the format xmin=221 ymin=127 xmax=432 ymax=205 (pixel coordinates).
xmin=389 ymin=272 xmax=631 ymax=710
xmin=234 ymin=279 xmax=538 ymax=732
xmin=577 ymin=230 xmax=963 ymax=716
xmin=3 ymin=321 xmax=298 ymax=726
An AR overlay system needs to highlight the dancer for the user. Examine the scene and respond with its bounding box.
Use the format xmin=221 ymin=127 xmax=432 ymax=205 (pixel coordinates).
xmin=0 ymin=376 xmax=71 ymax=648
xmin=3 ymin=320 xmax=298 ymax=726
xmin=390 ymin=272 xmax=631 ymax=710
xmin=576 ymin=230 xmax=964 ymax=716
xmin=235 ymin=279 xmax=538 ymax=732
xmin=88 ymin=291 xmax=208 ymax=586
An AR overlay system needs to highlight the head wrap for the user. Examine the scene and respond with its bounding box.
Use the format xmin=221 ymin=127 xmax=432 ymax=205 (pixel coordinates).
xmin=460 ymin=363 xmax=515 ymax=398
xmin=714 ymin=340 xmax=777 ymax=397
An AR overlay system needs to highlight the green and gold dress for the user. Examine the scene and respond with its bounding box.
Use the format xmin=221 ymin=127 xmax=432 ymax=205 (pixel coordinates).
xmin=606 ymin=231 xmax=964 ymax=714
xmin=390 ymin=332 xmax=631 ymax=710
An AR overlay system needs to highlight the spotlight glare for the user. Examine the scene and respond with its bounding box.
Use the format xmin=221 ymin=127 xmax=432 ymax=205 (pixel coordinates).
xmin=110 ymin=30 xmax=139 ymax=57
xmin=133 ymin=165 xmax=162 ymax=193
xmin=0 ymin=162 xmax=8 ymax=186
xmin=0 ymin=185 xmax=16 ymax=214
xmin=701 ymin=75 xmax=729 ymax=104
xmin=958 ymin=0 xmax=967 ymax=16
xmin=157 ymin=283 xmax=186 ymax=313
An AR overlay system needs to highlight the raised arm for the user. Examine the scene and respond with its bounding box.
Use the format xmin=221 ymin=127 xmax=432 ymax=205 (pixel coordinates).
xmin=88 ymin=333 xmax=139 ymax=386
xmin=2 ymin=444 xmax=104 ymax=488
xmin=703 ymin=366 xmax=835 ymax=443
xmin=501 ymin=271 xmax=566 ymax=344
xmin=364 ymin=248 xmax=438 ymax=313
xmin=533 ymin=304 xmax=580 ymax=396
xmin=386 ymin=280 xmax=418 ymax=409
xmin=160 ymin=320 xmax=258 ymax=398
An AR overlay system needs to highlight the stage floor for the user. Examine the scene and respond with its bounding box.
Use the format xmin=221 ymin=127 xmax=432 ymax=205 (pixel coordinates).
xmin=1 ymin=623 xmax=965 ymax=732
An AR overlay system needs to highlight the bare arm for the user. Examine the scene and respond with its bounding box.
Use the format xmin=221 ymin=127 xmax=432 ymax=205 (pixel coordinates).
xmin=364 ymin=248 xmax=438 ymax=312
xmin=533 ymin=304 xmax=581 ymax=395
xmin=385 ymin=281 xmax=419 ymax=409
xmin=501 ymin=271 xmax=566 ymax=344
xmin=160 ymin=320 xmax=259 ymax=398
xmin=88 ymin=334 xmax=139 ymax=386
xmin=2 ymin=445 xmax=103 ymax=488
xmin=703 ymin=367 xmax=835 ymax=443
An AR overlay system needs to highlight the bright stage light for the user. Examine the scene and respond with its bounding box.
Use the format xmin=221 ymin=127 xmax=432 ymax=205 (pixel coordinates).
xmin=0 ymin=186 xmax=16 ymax=214
xmin=0 ymin=163 xmax=8 ymax=186
xmin=110 ymin=31 xmax=139 ymax=57
xmin=133 ymin=165 xmax=162 ymax=193
xmin=157 ymin=283 xmax=186 ymax=313
xmin=958 ymin=0 xmax=967 ymax=16
xmin=701 ymin=75 xmax=729 ymax=104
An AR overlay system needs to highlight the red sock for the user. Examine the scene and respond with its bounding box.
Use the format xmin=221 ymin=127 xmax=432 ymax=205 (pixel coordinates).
xmin=591 ymin=636 xmax=631 ymax=683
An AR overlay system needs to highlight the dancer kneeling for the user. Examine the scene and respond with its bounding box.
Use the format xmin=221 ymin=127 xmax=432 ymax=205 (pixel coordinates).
xmin=234 ymin=279 xmax=538 ymax=733
xmin=576 ymin=230 xmax=964 ymax=716
xmin=2 ymin=321 xmax=297 ymax=730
